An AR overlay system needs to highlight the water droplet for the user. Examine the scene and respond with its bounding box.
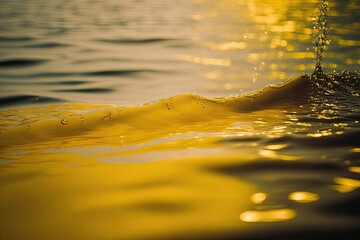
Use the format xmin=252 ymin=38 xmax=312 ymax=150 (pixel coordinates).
xmin=312 ymin=0 xmax=329 ymax=76
xmin=120 ymin=136 xmax=125 ymax=145
xmin=164 ymin=98 xmax=173 ymax=110
xmin=61 ymin=118 xmax=68 ymax=125
xmin=166 ymin=102 xmax=171 ymax=110
xmin=102 ymin=112 xmax=113 ymax=120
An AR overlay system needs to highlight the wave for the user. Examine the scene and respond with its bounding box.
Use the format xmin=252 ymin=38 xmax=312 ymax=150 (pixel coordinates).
xmin=43 ymin=80 xmax=89 ymax=85
xmin=0 ymin=59 xmax=46 ymax=68
xmin=0 ymin=95 xmax=62 ymax=108
xmin=206 ymin=159 xmax=342 ymax=176
xmin=0 ymin=73 xmax=358 ymax=148
xmin=24 ymin=42 xmax=70 ymax=48
xmin=54 ymin=88 xmax=114 ymax=93
xmin=0 ymin=36 xmax=35 ymax=42
xmin=84 ymin=69 xmax=162 ymax=76
xmin=96 ymin=38 xmax=177 ymax=44
xmin=267 ymin=130 xmax=360 ymax=148
xmin=0 ymin=69 xmax=165 ymax=78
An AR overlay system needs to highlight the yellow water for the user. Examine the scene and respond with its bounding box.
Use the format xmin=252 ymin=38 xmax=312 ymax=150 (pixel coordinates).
xmin=0 ymin=75 xmax=313 ymax=240
xmin=1 ymin=0 xmax=359 ymax=238
xmin=2 ymin=73 xmax=360 ymax=239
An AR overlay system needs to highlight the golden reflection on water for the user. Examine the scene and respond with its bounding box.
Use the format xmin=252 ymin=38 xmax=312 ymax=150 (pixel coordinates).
xmin=250 ymin=192 xmax=267 ymax=204
xmin=259 ymin=149 xmax=300 ymax=161
xmin=265 ymin=144 xmax=287 ymax=150
xmin=288 ymin=191 xmax=319 ymax=203
xmin=352 ymin=148 xmax=360 ymax=153
xmin=333 ymin=177 xmax=360 ymax=193
xmin=178 ymin=54 xmax=232 ymax=67
xmin=240 ymin=209 xmax=296 ymax=223
xmin=348 ymin=166 xmax=360 ymax=174
xmin=181 ymin=0 xmax=360 ymax=95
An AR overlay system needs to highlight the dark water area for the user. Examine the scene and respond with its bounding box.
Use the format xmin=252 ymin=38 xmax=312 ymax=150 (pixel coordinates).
xmin=0 ymin=0 xmax=360 ymax=240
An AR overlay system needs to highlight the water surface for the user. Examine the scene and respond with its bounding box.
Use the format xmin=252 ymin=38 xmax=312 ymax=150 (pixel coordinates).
xmin=0 ymin=0 xmax=358 ymax=106
xmin=0 ymin=0 xmax=359 ymax=240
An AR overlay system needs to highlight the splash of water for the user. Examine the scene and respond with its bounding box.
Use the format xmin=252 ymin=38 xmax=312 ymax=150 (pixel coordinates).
xmin=313 ymin=0 xmax=329 ymax=77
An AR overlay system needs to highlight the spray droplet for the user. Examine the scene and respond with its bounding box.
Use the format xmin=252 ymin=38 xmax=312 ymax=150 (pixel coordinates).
xmin=61 ymin=118 xmax=68 ymax=125
xmin=78 ymin=115 xmax=84 ymax=126
xmin=312 ymin=0 xmax=329 ymax=77
xmin=164 ymin=98 xmax=173 ymax=110
xmin=120 ymin=136 xmax=125 ymax=145
xmin=102 ymin=112 xmax=113 ymax=120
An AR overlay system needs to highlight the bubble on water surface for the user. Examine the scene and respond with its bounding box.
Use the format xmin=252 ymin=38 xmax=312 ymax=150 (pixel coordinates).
xmin=61 ymin=118 xmax=68 ymax=125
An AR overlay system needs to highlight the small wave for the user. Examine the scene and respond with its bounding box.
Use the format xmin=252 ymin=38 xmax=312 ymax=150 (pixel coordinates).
xmin=44 ymin=80 xmax=89 ymax=86
xmin=0 ymin=74 xmax=311 ymax=147
xmin=24 ymin=42 xmax=69 ymax=48
xmin=84 ymin=69 xmax=163 ymax=76
xmin=0 ymin=95 xmax=62 ymax=108
xmin=311 ymin=71 xmax=360 ymax=97
xmin=218 ymin=137 xmax=262 ymax=144
xmin=54 ymin=88 xmax=114 ymax=93
xmin=206 ymin=160 xmax=342 ymax=176
xmin=73 ymin=58 xmax=130 ymax=64
xmin=0 ymin=36 xmax=35 ymax=42
xmin=0 ymin=72 xmax=73 ymax=78
xmin=0 ymin=59 xmax=46 ymax=68
xmin=297 ymin=115 xmax=360 ymax=124
xmin=267 ymin=130 xmax=360 ymax=148
xmin=96 ymin=38 xmax=176 ymax=44
xmin=0 ymin=69 xmax=163 ymax=78
xmin=0 ymin=73 xmax=357 ymax=148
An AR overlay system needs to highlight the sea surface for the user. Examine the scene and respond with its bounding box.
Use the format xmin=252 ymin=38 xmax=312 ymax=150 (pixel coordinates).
xmin=0 ymin=0 xmax=359 ymax=240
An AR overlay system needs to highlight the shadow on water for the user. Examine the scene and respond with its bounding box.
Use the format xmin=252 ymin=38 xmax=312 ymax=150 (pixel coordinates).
xmin=0 ymin=59 xmax=46 ymax=68
xmin=0 ymin=95 xmax=62 ymax=108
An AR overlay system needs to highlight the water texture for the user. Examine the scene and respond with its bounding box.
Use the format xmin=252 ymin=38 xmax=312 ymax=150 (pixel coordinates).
xmin=0 ymin=0 xmax=359 ymax=240
xmin=0 ymin=0 xmax=359 ymax=106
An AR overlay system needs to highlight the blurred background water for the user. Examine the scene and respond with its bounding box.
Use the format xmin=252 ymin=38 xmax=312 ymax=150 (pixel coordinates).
xmin=0 ymin=0 xmax=359 ymax=107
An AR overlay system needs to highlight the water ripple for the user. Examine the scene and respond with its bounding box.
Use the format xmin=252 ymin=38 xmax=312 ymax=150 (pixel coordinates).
xmin=0 ymin=36 xmax=35 ymax=42
xmin=0 ymin=95 xmax=62 ymax=108
xmin=96 ymin=38 xmax=177 ymax=45
xmin=54 ymin=88 xmax=114 ymax=93
xmin=24 ymin=42 xmax=70 ymax=48
xmin=0 ymin=59 xmax=46 ymax=68
xmin=0 ymin=69 xmax=165 ymax=78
